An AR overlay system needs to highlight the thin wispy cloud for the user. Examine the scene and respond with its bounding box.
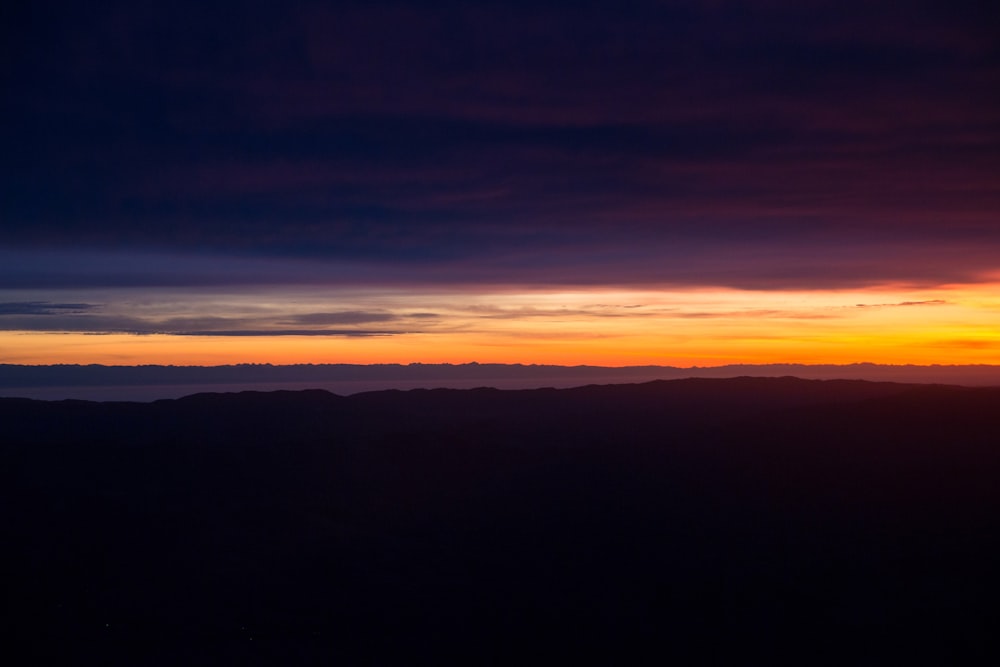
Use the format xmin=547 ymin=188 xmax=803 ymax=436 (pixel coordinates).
xmin=286 ymin=311 xmax=398 ymax=326
xmin=172 ymin=330 xmax=404 ymax=337
xmin=854 ymin=300 xmax=949 ymax=308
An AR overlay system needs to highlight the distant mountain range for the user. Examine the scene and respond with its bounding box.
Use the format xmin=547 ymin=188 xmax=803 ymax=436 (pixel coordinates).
xmin=4 ymin=377 xmax=1000 ymax=662
xmin=4 ymin=361 xmax=1000 ymax=401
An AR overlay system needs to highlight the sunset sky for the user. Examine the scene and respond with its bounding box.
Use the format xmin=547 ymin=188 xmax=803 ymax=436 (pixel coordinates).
xmin=3 ymin=0 xmax=999 ymax=366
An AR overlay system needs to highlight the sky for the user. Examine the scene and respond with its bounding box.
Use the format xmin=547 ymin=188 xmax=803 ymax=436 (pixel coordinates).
xmin=3 ymin=0 xmax=1000 ymax=366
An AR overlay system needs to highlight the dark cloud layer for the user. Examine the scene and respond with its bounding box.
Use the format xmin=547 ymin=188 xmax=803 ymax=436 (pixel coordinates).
xmin=0 ymin=305 xmax=412 ymax=336
xmin=0 ymin=302 xmax=100 ymax=315
xmin=3 ymin=0 xmax=998 ymax=289
xmin=0 ymin=316 xmax=409 ymax=337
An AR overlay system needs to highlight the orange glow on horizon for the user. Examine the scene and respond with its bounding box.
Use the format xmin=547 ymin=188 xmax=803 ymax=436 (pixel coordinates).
xmin=3 ymin=284 xmax=1000 ymax=367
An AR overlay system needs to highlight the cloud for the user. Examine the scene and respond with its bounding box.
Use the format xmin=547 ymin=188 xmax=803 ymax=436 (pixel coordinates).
xmin=0 ymin=306 xmax=413 ymax=337
xmin=1 ymin=243 xmax=997 ymax=293
xmin=286 ymin=311 xmax=398 ymax=325
xmin=0 ymin=319 xmax=408 ymax=337
xmin=0 ymin=314 xmax=149 ymax=333
xmin=0 ymin=302 xmax=100 ymax=315
xmin=463 ymin=305 xmax=623 ymax=320
xmin=676 ymin=310 xmax=835 ymax=320
xmin=924 ymin=339 xmax=1000 ymax=350
xmin=3 ymin=1 xmax=998 ymax=294
xmin=854 ymin=300 xmax=949 ymax=308
xmin=171 ymin=329 xmax=402 ymax=337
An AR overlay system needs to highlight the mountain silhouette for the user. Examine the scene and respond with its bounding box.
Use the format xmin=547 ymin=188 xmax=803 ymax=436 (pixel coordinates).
xmin=3 ymin=377 xmax=998 ymax=663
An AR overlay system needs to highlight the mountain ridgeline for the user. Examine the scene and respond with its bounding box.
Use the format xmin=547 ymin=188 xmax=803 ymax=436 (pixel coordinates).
xmin=4 ymin=377 xmax=1000 ymax=663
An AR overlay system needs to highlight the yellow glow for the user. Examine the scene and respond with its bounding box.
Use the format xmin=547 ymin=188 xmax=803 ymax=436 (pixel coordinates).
xmin=4 ymin=283 xmax=1000 ymax=366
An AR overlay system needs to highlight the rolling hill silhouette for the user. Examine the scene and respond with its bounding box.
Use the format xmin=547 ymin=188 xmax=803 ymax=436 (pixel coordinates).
xmin=3 ymin=377 xmax=999 ymax=663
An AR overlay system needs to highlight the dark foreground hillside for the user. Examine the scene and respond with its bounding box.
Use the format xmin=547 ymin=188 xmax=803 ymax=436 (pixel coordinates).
xmin=3 ymin=377 xmax=1000 ymax=664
